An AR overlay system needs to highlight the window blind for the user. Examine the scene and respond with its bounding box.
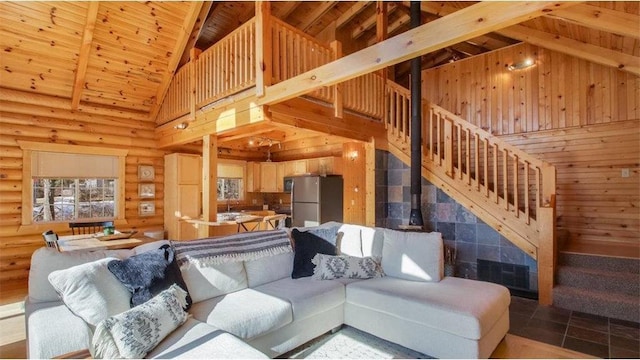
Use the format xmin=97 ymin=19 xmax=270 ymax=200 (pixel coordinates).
xmin=31 ymin=151 xmax=119 ymax=178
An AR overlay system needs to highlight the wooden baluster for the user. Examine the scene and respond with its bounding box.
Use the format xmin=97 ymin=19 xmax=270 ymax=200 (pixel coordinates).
xmin=524 ymin=160 xmax=530 ymax=224
xmin=474 ymin=134 xmax=480 ymax=191
xmin=444 ymin=118 xmax=453 ymax=178
xmin=484 ymin=138 xmax=489 ymax=198
xmin=436 ymin=111 xmax=442 ymax=166
xmin=514 ymin=154 xmax=519 ymax=218
xmin=457 ymin=125 xmax=462 ymax=180
xmin=503 ymin=149 xmax=509 ymax=211
xmin=465 ymin=128 xmax=471 ymax=183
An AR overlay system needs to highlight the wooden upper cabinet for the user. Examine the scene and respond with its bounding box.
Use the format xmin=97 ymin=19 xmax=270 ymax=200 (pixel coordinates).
xmin=246 ymin=162 xmax=260 ymax=192
xmin=276 ymin=163 xmax=285 ymax=192
xmin=177 ymin=154 xmax=201 ymax=184
xmin=165 ymin=153 xmax=202 ymax=241
xmin=260 ymin=162 xmax=278 ymax=192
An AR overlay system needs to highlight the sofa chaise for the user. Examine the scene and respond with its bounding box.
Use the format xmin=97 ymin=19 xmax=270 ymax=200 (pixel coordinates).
xmin=25 ymin=222 xmax=510 ymax=358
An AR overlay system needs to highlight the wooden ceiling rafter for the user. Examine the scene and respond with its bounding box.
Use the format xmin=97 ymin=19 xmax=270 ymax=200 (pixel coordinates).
xmin=351 ymin=3 xmax=399 ymax=40
xmin=178 ymin=1 xmax=214 ymax=67
xmin=149 ymin=1 xmax=205 ymax=122
xmin=259 ymin=1 xmax=575 ymax=106
xmin=70 ymin=1 xmax=100 ymax=110
xmin=297 ymin=1 xmax=337 ymax=32
xmin=272 ymin=1 xmax=301 ymax=20
xmin=336 ymin=2 xmax=371 ymax=29
xmin=547 ymin=4 xmax=640 ymax=40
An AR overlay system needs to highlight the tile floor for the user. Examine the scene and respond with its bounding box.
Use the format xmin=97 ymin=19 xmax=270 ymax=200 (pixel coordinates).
xmin=509 ymin=296 xmax=640 ymax=359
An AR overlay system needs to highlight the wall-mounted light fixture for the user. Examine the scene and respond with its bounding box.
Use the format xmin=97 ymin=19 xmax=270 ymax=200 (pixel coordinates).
xmin=174 ymin=122 xmax=189 ymax=130
xmin=507 ymin=58 xmax=535 ymax=71
xmin=348 ymin=151 xmax=359 ymax=161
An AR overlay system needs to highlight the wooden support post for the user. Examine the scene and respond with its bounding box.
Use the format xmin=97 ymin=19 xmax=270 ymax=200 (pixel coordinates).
xmin=189 ymin=48 xmax=202 ymax=120
xmin=201 ymin=134 xmax=218 ymax=238
xmin=365 ymin=139 xmax=376 ymax=227
xmin=255 ymin=1 xmax=272 ymax=97
xmin=444 ymin=119 xmax=453 ymax=178
xmin=376 ymin=1 xmax=389 ymax=80
xmin=538 ymin=163 xmax=557 ymax=305
xmin=330 ymin=40 xmax=343 ymax=118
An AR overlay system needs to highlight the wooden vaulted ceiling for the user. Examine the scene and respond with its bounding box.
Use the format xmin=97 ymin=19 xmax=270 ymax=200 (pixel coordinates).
xmin=1 ymin=1 xmax=639 ymax=158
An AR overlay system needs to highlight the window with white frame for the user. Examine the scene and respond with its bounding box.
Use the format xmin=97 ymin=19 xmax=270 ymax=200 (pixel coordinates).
xmin=19 ymin=141 xmax=128 ymax=225
xmin=216 ymin=162 xmax=244 ymax=201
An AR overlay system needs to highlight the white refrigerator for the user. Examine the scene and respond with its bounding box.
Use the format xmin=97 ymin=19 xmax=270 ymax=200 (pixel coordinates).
xmin=291 ymin=175 xmax=343 ymax=227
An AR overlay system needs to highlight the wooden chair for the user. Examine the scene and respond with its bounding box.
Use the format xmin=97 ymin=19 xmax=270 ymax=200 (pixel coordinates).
xmin=69 ymin=221 xmax=114 ymax=235
xmin=263 ymin=214 xmax=287 ymax=230
xmin=42 ymin=230 xmax=59 ymax=251
xmin=236 ymin=215 xmax=264 ymax=232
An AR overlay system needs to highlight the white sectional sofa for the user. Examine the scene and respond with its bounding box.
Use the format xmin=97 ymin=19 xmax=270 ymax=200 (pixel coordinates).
xmin=25 ymin=222 xmax=510 ymax=359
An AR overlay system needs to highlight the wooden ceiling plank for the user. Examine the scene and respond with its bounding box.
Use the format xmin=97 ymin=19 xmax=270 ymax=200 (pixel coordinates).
xmin=273 ymin=1 xmax=301 ymax=20
xmin=298 ymin=1 xmax=337 ymax=32
xmin=149 ymin=1 xmax=204 ymax=121
xmin=499 ymin=25 xmax=640 ymax=75
xmin=71 ymin=1 xmax=100 ymax=110
xmin=336 ymin=2 xmax=371 ymax=28
xmin=260 ymin=1 xmax=573 ymax=106
xmin=547 ymin=4 xmax=640 ymax=39
xmin=352 ymin=3 xmax=398 ymax=39
xmin=178 ymin=1 xmax=214 ymax=67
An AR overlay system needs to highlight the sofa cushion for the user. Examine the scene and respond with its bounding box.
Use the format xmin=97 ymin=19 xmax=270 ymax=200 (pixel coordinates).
xmin=381 ymin=229 xmax=443 ymax=282
xmin=190 ymin=288 xmax=292 ymax=340
xmin=91 ymin=284 xmax=189 ymax=359
xmin=47 ymin=258 xmax=132 ymax=327
xmin=253 ymin=277 xmax=345 ymax=321
xmin=346 ymin=276 xmax=510 ymax=340
xmin=179 ymin=261 xmax=247 ymax=303
xmin=107 ymin=244 xmax=192 ymax=309
xmin=245 ymin=251 xmax=294 ymax=288
xmin=25 ymin=300 xmax=93 ymax=359
xmin=29 ymin=247 xmax=132 ymax=303
xmin=291 ymin=227 xmax=339 ymax=279
xmin=311 ymin=254 xmax=384 ymax=280
xmin=147 ymin=318 xmax=268 ymax=359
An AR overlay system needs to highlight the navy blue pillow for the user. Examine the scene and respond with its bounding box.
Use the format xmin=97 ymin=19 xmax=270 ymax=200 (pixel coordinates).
xmin=108 ymin=244 xmax=192 ymax=310
xmin=291 ymin=228 xmax=338 ymax=279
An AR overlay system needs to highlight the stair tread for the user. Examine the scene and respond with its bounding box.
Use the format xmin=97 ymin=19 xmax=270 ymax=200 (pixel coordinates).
xmin=558 ymin=265 xmax=639 ymax=278
xmin=554 ymin=285 xmax=640 ymax=303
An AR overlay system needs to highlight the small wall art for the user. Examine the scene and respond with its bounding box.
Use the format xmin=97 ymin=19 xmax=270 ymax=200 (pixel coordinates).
xmin=138 ymin=201 xmax=155 ymax=216
xmin=139 ymin=183 xmax=155 ymax=198
xmin=138 ymin=165 xmax=155 ymax=181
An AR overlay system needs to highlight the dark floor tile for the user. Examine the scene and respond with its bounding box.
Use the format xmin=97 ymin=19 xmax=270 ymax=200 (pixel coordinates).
xmin=572 ymin=310 xmax=610 ymax=323
xmin=610 ymin=318 xmax=640 ymax=329
xmin=570 ymin=315 xmax=610 ymax=333
xmin=567 ymin=325 xmax=608 ymax=345
xmin=610 ymin=346 xmax=640 ymax=359
xmin=509 ymin=312 xmax=531 ymax=332
xmin=509 ymin=296 xmax=538 ymax=316
xmin=533 ymin=305 xmax=571 ymax=325
xmin=527 ymin=318 xmax=569 ymax=335
xmin=563 ymin=337 xmax=610 ymax=359
xmin=610 ymin=334 xmax=640 ymax=352
xmin=515 ymin=326 xmax=565 ymax=347
xmin=610 ymin=323 xmax=640 ymax=341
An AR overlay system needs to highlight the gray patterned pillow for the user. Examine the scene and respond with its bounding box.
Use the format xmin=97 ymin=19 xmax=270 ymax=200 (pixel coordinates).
xmin=311 ymin=253 xmax=384 ymax=280
xmin=90 ymin=284 xmax=189 ymax=359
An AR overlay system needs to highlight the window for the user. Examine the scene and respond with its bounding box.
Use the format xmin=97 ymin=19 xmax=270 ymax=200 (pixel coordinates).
xmin=32 ymin=178 xmax=116 ymax=222
xmin=217 ymin=178 xmax=243 ymax=201
xmin=18 ymin=141 xmax=128 ymax=226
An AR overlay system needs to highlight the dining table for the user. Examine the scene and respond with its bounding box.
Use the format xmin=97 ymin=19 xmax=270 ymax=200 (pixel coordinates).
xmin=57 ymin=231 xmax=157 ymax=252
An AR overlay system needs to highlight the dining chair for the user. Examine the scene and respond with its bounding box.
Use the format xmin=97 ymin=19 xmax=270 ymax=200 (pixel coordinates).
xmin=236 ymin=215 xmax=264 ymax=232
xmin=42 ymin=230 xmax=59 ymax=251
xmin=69 ymin=221 xmax=114 ymax=235
xmin=263 ymin=214 xmax=287 ymax=230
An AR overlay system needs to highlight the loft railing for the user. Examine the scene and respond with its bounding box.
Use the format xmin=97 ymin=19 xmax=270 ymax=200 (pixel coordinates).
xmin=384 ymin=79 xmax=557 ymax=303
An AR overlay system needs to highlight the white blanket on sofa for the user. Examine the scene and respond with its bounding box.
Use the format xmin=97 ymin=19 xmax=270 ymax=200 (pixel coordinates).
xmin=173 ymin=230 xmax=292 ymax=268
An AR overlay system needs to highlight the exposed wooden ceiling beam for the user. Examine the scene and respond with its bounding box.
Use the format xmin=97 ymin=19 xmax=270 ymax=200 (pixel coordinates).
xmin=272 ymin=1 xmax=301 ymax=20
xmin=178 ymin=1 xmax=214 ymax=67
xmin=351 ymin=3 xmax=398 ymax=39
xmin=547 ymin=4 xmax=640 ymax=40
xmin=71 ymin=1 xmax=99 ymax=110
xmin=499 ymin=25 xmax=640 ymax=76
xmin=259 ymin=1 xmax=573 ymax=106
xmin=298 ymin=1 xmax=336 ymax=32
xmin=336 ymin=1 xmax=371 ymax=28
xmin=150 ymin=1 xmax=204 ymax=121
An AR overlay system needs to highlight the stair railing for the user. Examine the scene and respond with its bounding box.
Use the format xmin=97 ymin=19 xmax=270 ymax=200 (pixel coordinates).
xmin=384 ymin=80 xmax=557 ymax=304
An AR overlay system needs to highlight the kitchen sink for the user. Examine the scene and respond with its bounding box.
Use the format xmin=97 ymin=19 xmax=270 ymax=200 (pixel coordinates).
xmin=217 ymin=212 xmax=242 ymax=222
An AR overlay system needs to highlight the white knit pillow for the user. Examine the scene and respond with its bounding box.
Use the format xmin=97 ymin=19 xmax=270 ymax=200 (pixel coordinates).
xmin=91 ymin=284 xmax=189 ymax=359
xmin=311 ymin=254 xmax=384 ymax=280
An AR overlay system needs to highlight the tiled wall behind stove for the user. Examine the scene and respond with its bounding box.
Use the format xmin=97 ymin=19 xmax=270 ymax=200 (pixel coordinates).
xmin=375 ymin=150 xmax=538 ymax=291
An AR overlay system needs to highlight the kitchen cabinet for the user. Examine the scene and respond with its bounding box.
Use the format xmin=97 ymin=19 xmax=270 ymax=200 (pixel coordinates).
xmin=276 ymin=163 xmax=285 ymax=192
xmin=306 ymin=156 xmax=342 ymax=175
xmin=246 ymin=162 xmax=260 ymax=192
xmin=260 ymin=162 xmax=278 ymax=192
xmin=165 ymin=153 xmax=201 ymax=240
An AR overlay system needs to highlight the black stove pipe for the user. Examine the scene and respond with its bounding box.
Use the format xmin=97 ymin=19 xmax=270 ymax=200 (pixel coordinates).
xmin=408 ymin=1 xmax=424 ymax=228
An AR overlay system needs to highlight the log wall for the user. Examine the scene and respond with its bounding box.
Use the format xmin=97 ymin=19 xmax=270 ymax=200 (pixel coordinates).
xmin=0 ymin=100 xmax=165 ymax=302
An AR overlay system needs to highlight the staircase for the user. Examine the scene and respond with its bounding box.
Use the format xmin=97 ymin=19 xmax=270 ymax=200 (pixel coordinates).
xmin=554 ymin=251 xmax=640 ymax=322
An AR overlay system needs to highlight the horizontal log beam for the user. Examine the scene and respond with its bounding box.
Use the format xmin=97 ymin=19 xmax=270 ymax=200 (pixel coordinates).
xmin=259 ymin=1 xmax=571 ymax=106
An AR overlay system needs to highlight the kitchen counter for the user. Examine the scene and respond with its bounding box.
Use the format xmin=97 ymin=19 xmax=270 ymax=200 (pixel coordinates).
xmin=183 ymin=210 xmax=287 ymax=237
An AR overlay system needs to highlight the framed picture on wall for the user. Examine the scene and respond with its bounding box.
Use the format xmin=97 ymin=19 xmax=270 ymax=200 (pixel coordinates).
xmin=138 ymin=201 xmax=155 ymax=216
xmin=138 ymin=165 xmax=155 ymax=181
xmin=139 ymin=183 xmax=155 ymax=198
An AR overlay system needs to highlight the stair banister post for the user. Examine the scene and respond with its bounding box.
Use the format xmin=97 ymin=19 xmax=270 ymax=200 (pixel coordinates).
xmin=255 ymin=1 xmax=272 ymax=98
xmin=444 ymin=118 xmax=454 ymax=178
xmin=538 ymin=163 xmax=557 ymax=305
xmin=330 ymin=40 xmax=343 ymax=119
xmin=189 ymin=48 xmax=201 ymax=120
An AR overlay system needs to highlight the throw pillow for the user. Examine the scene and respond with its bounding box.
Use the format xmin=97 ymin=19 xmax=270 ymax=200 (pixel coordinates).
xmin=91 ymin=284 xmax=189 ymax=359
xmin=107 ymin=244 xmax=192 ymax=310
xmin=381 ymin=228 xmax=444 ymax=282
xmin=311 ymin=254 xmax=385 ymax=280
xmin=291 ymin=227 xmax=340 ymax=279
xmin=48 ymin=258 xmax=132 ymax=327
